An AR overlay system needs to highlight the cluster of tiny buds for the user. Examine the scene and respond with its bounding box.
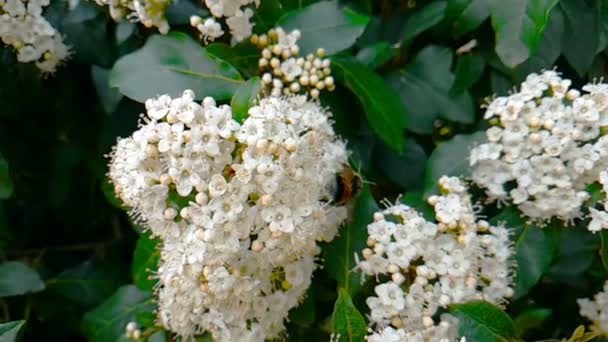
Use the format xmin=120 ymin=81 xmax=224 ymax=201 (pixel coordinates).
xmin=251 ymin=28 xmax=335 ymax=99
xmin=125 ymin=321 xmax=142 ymax=340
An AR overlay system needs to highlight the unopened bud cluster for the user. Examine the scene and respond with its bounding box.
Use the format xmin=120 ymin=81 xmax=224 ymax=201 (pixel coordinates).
xmin=470 ymin=70 xmax=608 ymax=230
xmin=125 ymin=321 xmax=142 ymax=340
xmin=190 ymin=0 xmax=260 ymax=44
xmin=578 ymin=281 xmax=608 ymax=335
xmin=0 ymin=0 xmax=70 ymax=74
xmin=358 ymin=176 xmax=513 ymax=341
xmin=95 ymin=0 xmax=170 ymax=34
xmin=251 ymin=27 xmax=335 ymax=99
xmin=108 ymin=90 xmax=348 ymax=341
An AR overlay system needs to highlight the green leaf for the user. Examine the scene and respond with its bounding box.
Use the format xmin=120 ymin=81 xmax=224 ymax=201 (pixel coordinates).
xmin=447 ymin=0 xmax=494 ymax=37
xmin=514 ymin=6 xmax=564 ymax=80
xmin=601 ymin=230 xmax=608 ymax=272
xmin=331 ymin=55 xmax=407 ymax=152
xmin=401 ymin=1 xmax=447 ymax=42
xmin=0 ymin=320 xmax=25 ymax=342
xmin=0 ymin=153 xmax=13 ymax=199
xmin=492 ymin=207 xmax=560 ymax=298
xmin=451 ymin=53 xmax=486 ymax=94
xmin=331 ymin=289 xmax=366 ymax=342
xmin=513 ymin=308 xmax=551 ymax=337
xmin=560 ymin=0 xmax=601 ymax=76
xmin=165 ymin=0 xmax=208 ymax=25
xmin=491 ymin=0 xmax=559 ymax=68
xmin=355 ymin=42 xmax=396 ymax=69
xmin=278 ymin=1 xmax=370 ymax=55
xmin=46 ymin=260 xmax=125 ymax=307
xmin=385 ymin=46 xmax=475 ymax=135
xmin=83 ymin=285 xmax=154 ymax=342
xmin=115 ymin=21 xmax=136 ymax=45
xmin=372 ymin=138 xmax=427 ymax=191
xmin=451 ymin=301 xmax=516 ymax=342
xmin=132 ymin=233 xmax=161 ymax=291
xmin=111 ymin=33 xmax=244 ymax=103
xmin=324 ymin=185 xmax=379 ymax=296
xmin=289 ymin=287 xmax=316 ymax=327
xmin=206 ymin=41 xmax=260 ymax=79
xmin=230 ymin=77 xmax=262 ymax=123
xmin=91 ymin=66 xmax=123 ymax=115
xmin=423 ymin=131 xmax=486 ymax=196
xmin=253 ymin=0 xmax=283 ymax=34
xmin=400 ymin=192 xmax=435 ymax=221
xmin=549 ymin=229 xmax=601 ymax=280
xmin=0 ymin=261 xmax=45 ymax=297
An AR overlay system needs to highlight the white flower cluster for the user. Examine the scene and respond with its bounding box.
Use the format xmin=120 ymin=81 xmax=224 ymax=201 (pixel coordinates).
xmin=0 ymin=0 xmax=70 ymax=73
xmin=108 ymin=90 xmax=349 ymax=341
xmin=95 ymin=0 xmax=170 ymax=34
xmin=251 ymin=27 xmax=335 ymax=99
xmin=578 ymin=281 xmax=608 ymax=335
xmin=190 ymin=0 xmax=260 ymax=44
xmin=470 ymin=71 xmax=608 ymax=227
xmin=357 ymin=176 xmax=513 ymax=341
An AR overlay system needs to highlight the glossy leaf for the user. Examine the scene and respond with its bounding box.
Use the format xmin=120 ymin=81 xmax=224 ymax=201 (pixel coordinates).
xmin=0 ymin=321 xmax=25 ymax=342
xmin=47 ymin=259 xmax=124 ymax=307
xmin=447 ymin=0 xmax=494 ymax=37
xmin=513 ymin=308 xmax=551 ymax=337
xmin=231 ymin=77 xmax=262 ymax=123
xmin=332 ymin=55 xmax=407 ymax=152
xmin=423 ymin=131 xmax=486 ymax=196
xmin=91 ymin=66 xmax=122 ymax=115
xmin=253 ymin=0 xmax=283 ymax=33
xmin=451 ymin=301 xmax=516 ymax=342
xmin=111 ymin=33 xmax=244 ymax=103
xmin=385 ymin=46 xmax=475 ymax=135
xmin=491 ymin=0 xmax=558 ymax=67
xmin=561 ymin=0 xmax=601 ymax=76
xmin=601 ymin=230 xmax=608 ymax=272
xmin=451 ymin=53 xmax=485 ymax=94
xmin=0 ymin=153 xmax=13 ymax=199
xmin=278 ymin=1 xmax=370 ymax=55
xmin=355 ymin=42 xmax=396 ymax=69
xmin=372 ymin=138 xmax=427 ymax=191
xmin=549 ymin=229 xmax=601 ymax=280
xmin=331 ymin=289 xmax=366 ymax=342
xmin=0 ymin=261 xmax=45 ymax=297
xmin=132 ymin=233 xmax=161 ymax=291
xmin=401 ymin=1 xmax=447 ymax=42
xmin=324 ymin=186 xmax=379 ymax=296
xmin=206 ymin=41 xmax=261 ymax=79
xmin=83 ymin=285 xmax=154 ymax=342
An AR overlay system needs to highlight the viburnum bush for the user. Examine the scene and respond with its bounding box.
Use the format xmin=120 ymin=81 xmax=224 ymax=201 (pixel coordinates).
xmin=1 ymin=1 xmax=608 ymax=342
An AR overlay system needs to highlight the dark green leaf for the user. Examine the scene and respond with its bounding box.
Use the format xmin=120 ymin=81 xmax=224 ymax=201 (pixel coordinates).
xmin=0 ymin=320 xmax=25 ymax=342
xmin=253 ymin=0 xmax=283 ymax=33
xmin=278 ymin=1 xmax=370 ymax=55
xmin=447 ymin=0 xmax=493 ymax=37
xmin=423 ymin=131 xmax=486 ymax=196
xmin=385 ymin=46 xmax=475 ymax=135
xmin=400 ymin=192 xmax=435 ymax=221
xmin=83 ymin=285 xmax=154 ymax=342
xmin=514 ymin=7 xmax=564 ymax=80
xmin=0 ymin=261 xmax=45 ymax=297
xmin=324 ymin=186 xmax=379 ymax=296
xmin=561 ymin=0 xmax=601 ymax=76
xmin=132 ymin=233 xmax=161 ymax=291
xmin=355 ymin=42 xmax=397 ymax=69
xmin=91 ymin=66 xmax=123 ymax=115
xmin=401 ymin=1 xmax=447 ymax=42
xmin=372 ymin=138 xmax=427 ymax=191
xmin=165 ymin=0 xmax=208 ymax=25
xmin=46 ymin=260 xmax=124 ymax=307
xmin=513 ymin=308 xmax=551 ymax=337
xmin=331 ymin=289 xmax=366 ymax=342
xmin=115 ymin=21 xmax=136 ymax=45
xmin=206 ymin=41 xmax=260 ymax=79
xmin=491 ymin=0 xmax=558 ymax=67
xmin=0 ymin=153 xmax=13 ymax=199
xmin=289 ymin=287 xmax=316 ymax=327
xmin=451 ymin=53 xmax=486 ymax=94
xmin=451 ymin=301 xmax=516 ymax=342
xmin=230 ymin=77 xmax=262 ymax=123
xmin=493 ymin=207 xmax=560 ymax=298
xmin=601 ymin=230 xmax=608 ymax=272
xmin=549 ymin=229 xmax=601 ymax=280
xmin=490 ymin=70 xmax=513 ymax=96
xmin=331 ymin=55 xmax=407 ymax=152
xmin=111 ymin=33 xmax=244 ymax=103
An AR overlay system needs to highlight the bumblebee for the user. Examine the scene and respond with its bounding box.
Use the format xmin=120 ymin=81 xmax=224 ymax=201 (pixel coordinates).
xmin=330 ymin=167 xmax=363 ymax=205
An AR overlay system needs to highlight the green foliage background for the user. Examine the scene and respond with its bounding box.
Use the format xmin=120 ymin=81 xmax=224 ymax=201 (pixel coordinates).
xmin=0 ymin=0 xmax=608 ymax=341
